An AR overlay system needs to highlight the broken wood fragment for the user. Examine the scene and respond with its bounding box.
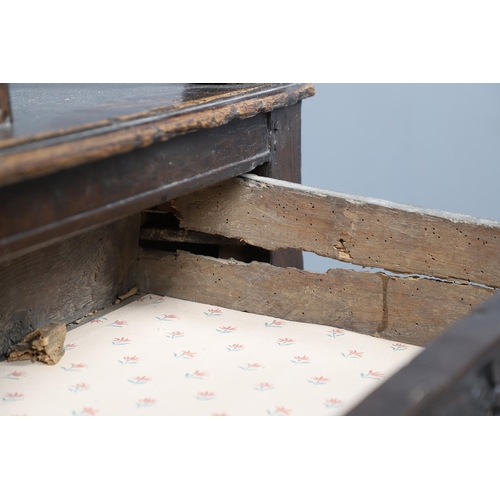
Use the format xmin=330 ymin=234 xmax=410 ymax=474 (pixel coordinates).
xmin=8 ymin=322 xmax=66 ymax=365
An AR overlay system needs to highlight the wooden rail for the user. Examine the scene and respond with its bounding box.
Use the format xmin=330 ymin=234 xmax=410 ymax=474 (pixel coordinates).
xmin=138 ymin=250 xmax=494 ymax=347
xmin=168 ymin=174 xmax=500 ymax=288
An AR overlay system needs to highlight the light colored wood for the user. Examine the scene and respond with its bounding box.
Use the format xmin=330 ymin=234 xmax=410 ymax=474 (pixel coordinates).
xmin=138 ymin=250 xmax=494 ymax=347
xmin=8 ymin=322 xmax=66 ymax=365
xmin=168 ymin=174 xmax=500 ymax=288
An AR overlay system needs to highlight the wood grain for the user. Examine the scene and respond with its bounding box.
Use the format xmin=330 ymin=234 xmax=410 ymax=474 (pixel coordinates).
xmin=138 ymin=250 xmax=494 ymax=347
xmin=254 ymin=102 xmax=304 ymax=269
xmin=0 ymin=216 xmax=139 ymax=358
xmin=169 ymin=175 xmax=500 ymax=288
xmin=0 ymin=84 xmax=315 ymax=187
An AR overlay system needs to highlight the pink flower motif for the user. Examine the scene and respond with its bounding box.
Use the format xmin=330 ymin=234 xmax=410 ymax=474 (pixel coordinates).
xmin=166 ymin=331 xmax=185 ymax=340
xmin=185 ymin=370 xmax=209 ymax=379
xmin=277 ymin=337 xmax=295 ymax=346
xmin=64 ymin=343 xmax=77 ymax=350
xmin=196 ymin=391 xmax=216 ymax=401
xmin=174 ymin=350 xmax=196 ymax=359
xmin=128 ymin=376 xmax=151 ymax=384
xmin=212 ymin=412 xmax=228 ymax=416
xmin=205 ymin=308 xmax=223 ymax=317
xmin=391 ymin=343 xmax=409 ymax=351
xmin=72 ymin=407 xmax=99 ymax=416
xmin=239 ymin=362 xmax=264 ymax=371
xmin=291 ymin=355 xmax=310 ymax=364
xmin=255 ymin=382 xmax=274 ymax=392
xmin=112 ymin=337 xmax=131 ymax=345
xmin=90 ymin=318 xmax=105 ymax=323
xmin=226 ymin=343 xmax=244 ymax=351
xmin=119 ymin=355 xmax=139 ymax=364
xmin=327 ymin=328 xmax=346 ymax=338
xmin=341 ymin=349 xmax=363 ymax=359
xmin=4 ymin=371 xmax=26 ymax=380
xmin=2 ymin=392 xmax=24 ymax=401
xmin=136 ymin=398 xmax=156 ymax=408
xmin=325 ymin=398 xmax=344 ymax=409
xmin=139 ymin=398 xmax=156 ymax=404
xmin=62 ymin=363 xmax=88 ymax=371
xmin=156 ymin=314 xmax=179 ymax=321
xmin=216 ymin=326 xmax=237 ymax=334
xmin=265 ymin=320 xmax=285 ymax=327
xmin=361 ymin=370 xmax=385 ymax=380
xmin=82 ymin=407 xmax=99 ymax=416
xmin=308 ymin=376 xmax=330 ymax=385
xmin=69 ymin=383 xmax=90 ymax=393
xmin=267 ymin=406 xmax=291 ymax=416
xmin=109 ymin=320 xmax=128 ymax=327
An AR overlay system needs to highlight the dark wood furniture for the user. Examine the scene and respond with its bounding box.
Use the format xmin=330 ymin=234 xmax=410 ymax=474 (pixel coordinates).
xmin=1 ymin=83 xmax=499 ymax=415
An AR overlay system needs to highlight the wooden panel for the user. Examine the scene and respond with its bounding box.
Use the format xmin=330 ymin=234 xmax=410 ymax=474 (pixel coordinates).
xmin=348 ymin=291 xmax=500 ymax=415
xmin=169 ymin=175 xmax=500 ymax=288
xmin=138 ymin=250 xmax=494 ymax=347
xmin=0 ymin=114 xmax=269 ymax=262
xmin=0 ymin=216 xmax=139 ymax=358
xmin=0 ymin=83 xmax=315 ymax=187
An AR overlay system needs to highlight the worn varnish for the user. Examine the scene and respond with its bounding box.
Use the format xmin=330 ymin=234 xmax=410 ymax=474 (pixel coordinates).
xmin=138 ymin=250 xmax=494 ymax=347
xmin=0 ymin=114 xmax=269 ymax=262
xmin=0 ymin=216 xmax=139 ymax=358
xmin=0 ymin=84 xmax=315 ymax=187
xmin=169 ymin=175 xmax=500 ymax=288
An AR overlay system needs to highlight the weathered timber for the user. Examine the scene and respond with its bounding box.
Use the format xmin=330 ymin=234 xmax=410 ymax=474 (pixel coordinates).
xmin=8 ymin=322 xmax=66 ymax=365
xmin=169 ymin=174 xmax=500 ymax=288
xmin=140 ymin=227 xmax=244 ymax=246
xmin=0 ymin=84 xmax=315 ymax=187
xmin=0 ymin=114 xmax=269 ymax=262
xmin=348 ymin=291 xmax=500 ymax=415
xmin=254 ymin=103 xmax=304 ymax=269
xmin=138 ymin=250 xmax=494 ymax=347
xmin=0 ymin=216 xmax=139 ymax=358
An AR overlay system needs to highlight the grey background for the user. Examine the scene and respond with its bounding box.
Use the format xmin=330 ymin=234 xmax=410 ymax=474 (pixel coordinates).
xmin=300 ymin=83 xmax=500 ymax=272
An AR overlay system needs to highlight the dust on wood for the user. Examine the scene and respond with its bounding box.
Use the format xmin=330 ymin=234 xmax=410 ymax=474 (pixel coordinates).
xmin=138 ymin=250 xmax=494 ymax=347
xmin=8 ymin=322 xmax=66 ymax=365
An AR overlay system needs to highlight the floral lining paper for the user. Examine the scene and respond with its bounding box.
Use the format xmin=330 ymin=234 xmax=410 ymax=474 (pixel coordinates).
xmin=0 ymin=294 xmax=422 ymax=416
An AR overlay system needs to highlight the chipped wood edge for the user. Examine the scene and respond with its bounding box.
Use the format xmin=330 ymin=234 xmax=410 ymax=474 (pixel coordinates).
xmin=0 ymin=84 xmax=315 ymax=187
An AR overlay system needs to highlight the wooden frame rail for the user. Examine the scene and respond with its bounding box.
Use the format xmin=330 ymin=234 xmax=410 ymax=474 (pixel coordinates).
xmin=168 ymin=174 xmax=500 ymax=288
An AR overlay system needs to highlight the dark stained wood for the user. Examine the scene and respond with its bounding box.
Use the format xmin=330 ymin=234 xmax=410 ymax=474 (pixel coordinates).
xmin=254 ymin=103 xmax=304 ymax=269
xmin=170 ymin=175 xmax=500 ymax=288
xmin=0 ymin=84 xmax=12 ymax=125
xmin=0 ymin=114 xmax=269 ymax=262
xmin=0 ymin=216 xmax=139 ymax=358
xmin=138 ymin=250 xmax=494 ymax=347
xmin=0 ymin=84 xmax=315 ymax=187
xmin=347 ymin=291 xmax=500 ymax=415
xmin=140 ymin=227 xmax=244 ymax=246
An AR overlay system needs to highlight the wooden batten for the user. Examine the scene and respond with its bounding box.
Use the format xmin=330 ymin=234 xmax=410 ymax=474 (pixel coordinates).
xmin=138 ymin=250 xmax=494 ymax=347
xmin=167 ymin=175 xmax=500 ymax=289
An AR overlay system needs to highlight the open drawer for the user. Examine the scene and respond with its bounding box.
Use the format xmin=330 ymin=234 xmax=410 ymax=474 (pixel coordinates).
xmin=3 ymin=174 xmax=499 ymax=416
